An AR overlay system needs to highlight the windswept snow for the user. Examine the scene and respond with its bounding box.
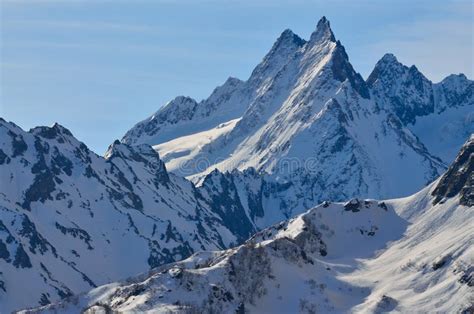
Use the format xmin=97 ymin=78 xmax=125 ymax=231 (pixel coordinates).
xmin=153 ymin=118 xmax=241 ymax=175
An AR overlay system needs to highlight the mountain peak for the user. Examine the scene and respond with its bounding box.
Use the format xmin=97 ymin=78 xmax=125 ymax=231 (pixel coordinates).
xmin=380 ymin=53 xmax=399 ymax=64
xmin=51 ymin=122 xmax=73 ymax=136
xmin=104 ymin=140 xmax=168 ymax=180
xmin=29 ymin=123 xmax=74 ymax=140
xmin=281 ymin=28 xmax=295 ymax=38
xmin=309 ymin=16 xmax=336 ymax=43
xmin=167 ymin=95 xmax=197 ymax=106
xmin=224 ymin=76 xmax=243 ymax=86
xmin=317 ymin=16 xmax=331 ymax=29
xmin=154 ymin=96 xmax=199 ymax=123
xmin=104 ymin=139 xmax=127 ymax=160
xmin=440 ymin=73 xmax=470 ymax=85
xmin=366 ymin=53 xmax=406 ymax=87
xmin=272 ymin=28 xmax=306 ymax=51
xmin=249 ymin=27 xmax=305 ymax=84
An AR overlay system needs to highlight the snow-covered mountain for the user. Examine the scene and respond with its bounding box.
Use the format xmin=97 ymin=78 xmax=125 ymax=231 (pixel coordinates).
xmin=122 ymin=17 xmax=472 ymax=202
xmin=23 ymin=136 xmax=473 ymax=313
xmin=367 ymin=53 xmax=474 ymax=162
xmin=2 ymin=16 xmax=472 ymax=313
xmin=3 ymin=116 xmax=432 ymax=312
xmin=0 ymin=119 xmax=270 ymax=312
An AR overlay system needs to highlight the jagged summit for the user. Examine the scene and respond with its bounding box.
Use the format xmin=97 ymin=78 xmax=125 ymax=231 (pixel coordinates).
xmin=262 ymin=17 xmax=336 ymax=65
xmin=366 ymin=53 xmax=406 ymax=87
xmin=367 ymin=53 xmax=432 ymax=89
xmin=250 ymin=27 xmax=306 ymax=82
xmin=439 ymin=73 xmax=470 ymax=85
xmin=30 ymin=123 xmax=74 ymax=139
xmin=275 ymin=28 xmax=306 ymax=48
xmin=161 ymin=96 xmax=198 ymax=113
xmin=379 ymin=53 xmax=398 ymax=64
xmin=367 ymin=50 xmax=473 ymax=163
xmin=262 ymin=28 xmax=305 ymax=61
xmin=104 ymin=139 xmax=126 ymax=159
xmin=309 ymin=16 xmax=336 ymax=43
xmin=222 ymin=76 xmax=243 ymax=86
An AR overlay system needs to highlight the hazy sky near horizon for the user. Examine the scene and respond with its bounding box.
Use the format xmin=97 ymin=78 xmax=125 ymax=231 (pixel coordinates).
xmin=1 ymin=0 xmax=473 ymax=153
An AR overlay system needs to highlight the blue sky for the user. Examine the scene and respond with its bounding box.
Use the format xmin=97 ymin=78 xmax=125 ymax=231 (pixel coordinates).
xmin=1 ymin=0 xmax=472 ymax=154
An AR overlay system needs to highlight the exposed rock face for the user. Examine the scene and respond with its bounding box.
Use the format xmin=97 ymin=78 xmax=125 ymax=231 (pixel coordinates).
xmin=368 ymin=54 xmax=436 ymax=125
xmin=432 ymin=136 xmax=474 ymax=206
xmin=368 ymin=54 xmax=473 ymax=163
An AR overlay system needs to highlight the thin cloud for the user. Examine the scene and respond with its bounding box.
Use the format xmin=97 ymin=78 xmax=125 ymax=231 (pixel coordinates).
xmin=3 ymin=18 xmax=271 ymax=41
xmin=3 ymin=19 xmax=156 ymax=32
xmin=2 ymin=38 xmax=262 ymax=63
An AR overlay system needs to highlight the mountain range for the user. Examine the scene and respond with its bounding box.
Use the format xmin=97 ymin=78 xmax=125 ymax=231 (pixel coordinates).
xmin=123 ymin=17 xmax=472 ymax=201
xmin=0 ymin=17 xmax=472 ymax=313
xmin=20 ymin=135 xmax=474 ymax=313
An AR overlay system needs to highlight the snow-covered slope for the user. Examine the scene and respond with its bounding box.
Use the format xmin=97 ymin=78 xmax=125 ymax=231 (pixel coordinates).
xmin=153 ymin=118 xmax=241 ymax=175
xmin=122 ymin=17 xmax=472 ymax=201
xmin=0 ymin=119 xmax=267 ymax=312
xmin=3 ymin=116 xmax=426 ymax=312
xmin=25 ymin=136 xmax=473 ymax=313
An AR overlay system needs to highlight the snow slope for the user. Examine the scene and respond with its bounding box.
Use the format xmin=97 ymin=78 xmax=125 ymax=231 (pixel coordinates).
xmin=0 ymin=119 xmax=258 ymax=312
xmin=153 ymin=118 xmax=241 ymax=175
xmin=4 ymin=116 xmax=439 ymax=312
xmin=24 ymin=136 xmax=473 ymax=313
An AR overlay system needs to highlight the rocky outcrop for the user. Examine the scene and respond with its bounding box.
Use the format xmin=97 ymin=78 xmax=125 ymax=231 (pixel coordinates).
xmin=432 ymin=135 xmax=473 ymax=206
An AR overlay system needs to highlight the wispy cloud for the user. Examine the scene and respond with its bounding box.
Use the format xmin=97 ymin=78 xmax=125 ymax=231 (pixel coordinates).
xmin=3 ymin=19 xmax=156 ymax=32
xmin=0 ymin=61 xmax=207 ymax=86
xmin=3 ymin=18 xmax=272 ymax=41
xmin=2 ymin=38 xmax=263 ymax=63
